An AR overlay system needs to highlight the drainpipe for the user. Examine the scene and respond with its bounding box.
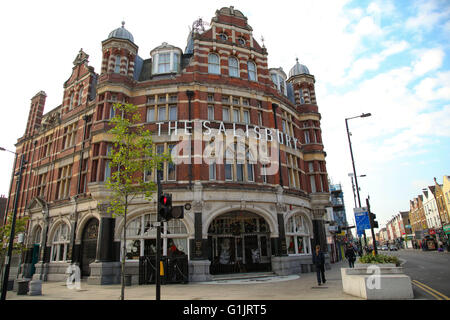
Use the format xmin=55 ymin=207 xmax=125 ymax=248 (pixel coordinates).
xmin=186 ymin=90 xmax=194 ymax=190
xmin=70 ymin=115 xmax=89 ymax=262
xmin=271 ymin=103 xmax=283 ymax=187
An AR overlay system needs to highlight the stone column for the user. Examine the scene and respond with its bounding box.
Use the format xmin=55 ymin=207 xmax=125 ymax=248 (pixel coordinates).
xmin=33 ymin=207 xmax=50 ymax=281
xmin=68 ymin=197 xmax=79 ymax=264
xmin=87 ymin=203 xmax=120 ymax=285
xmin=311 ymin=209 xmax=327 ymax=251
xmin=275 ymin=206 xmax=288 ymax=256
xmin=188 ymin=183 xmax=211 ymax=282
xmin=311 ymin=208 xmax=331 ymax=270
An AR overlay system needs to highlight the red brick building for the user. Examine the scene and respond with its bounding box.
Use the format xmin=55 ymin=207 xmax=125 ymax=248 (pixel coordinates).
xmin=9 ymin=7 xmax=330 ymax=284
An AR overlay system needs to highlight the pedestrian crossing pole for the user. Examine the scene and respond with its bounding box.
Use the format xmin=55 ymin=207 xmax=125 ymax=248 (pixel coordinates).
xmin=366 ymin=197 xmax=378 ymax=256
xmin=156 ymin=169 xmax=162 ymax=300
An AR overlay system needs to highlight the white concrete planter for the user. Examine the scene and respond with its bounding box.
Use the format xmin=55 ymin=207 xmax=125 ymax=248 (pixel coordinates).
xmin=28 ymin=280 xmax=43 ymax=296
xmin=341 ymin=265 xmax=413 ymax=300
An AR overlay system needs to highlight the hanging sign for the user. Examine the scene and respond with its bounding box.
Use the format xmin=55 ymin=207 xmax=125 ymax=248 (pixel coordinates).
xmin=354 ymin=207 xmax=370 ymax=235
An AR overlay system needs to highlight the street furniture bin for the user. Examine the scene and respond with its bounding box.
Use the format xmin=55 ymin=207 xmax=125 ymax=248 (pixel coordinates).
xmin=17 ymin=280 xmax=30 ymax=295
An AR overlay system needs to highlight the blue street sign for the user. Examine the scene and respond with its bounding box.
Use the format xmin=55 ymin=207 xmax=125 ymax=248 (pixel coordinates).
xmin=354 ymin=207 xmax=370 ymax=235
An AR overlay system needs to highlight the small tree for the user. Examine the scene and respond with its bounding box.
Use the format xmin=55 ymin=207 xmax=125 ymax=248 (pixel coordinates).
xmin=0 ymin=212 xmax=28 ymax=289
xmin=106 ymin=102 xmax=168 ymax=300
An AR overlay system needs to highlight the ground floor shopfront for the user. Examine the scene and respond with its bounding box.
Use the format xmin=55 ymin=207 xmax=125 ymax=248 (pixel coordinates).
xmin=20 ymin=184 xmax=331 ymax=285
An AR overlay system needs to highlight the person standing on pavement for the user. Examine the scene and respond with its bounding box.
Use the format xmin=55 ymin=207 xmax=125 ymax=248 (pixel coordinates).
xmin=312 ymin=244 xmax=326 ymax=286
xmin=345 ymin=244 xmax=356 ymax=268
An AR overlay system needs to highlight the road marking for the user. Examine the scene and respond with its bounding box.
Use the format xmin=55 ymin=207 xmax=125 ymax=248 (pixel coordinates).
xmin=412 ymin=281 xmax=443 ymax=300
xmin=412 ymin=280 xmax=450 ymax=300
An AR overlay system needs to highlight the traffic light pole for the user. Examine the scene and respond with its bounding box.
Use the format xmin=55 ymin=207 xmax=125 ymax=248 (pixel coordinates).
xmin=366 ymin=197 xmax=378 ymax=255
xmin=156 ymin=170 xmax=162 ymax=300
xmin=1 ymin=155 xmax=26 ymax=300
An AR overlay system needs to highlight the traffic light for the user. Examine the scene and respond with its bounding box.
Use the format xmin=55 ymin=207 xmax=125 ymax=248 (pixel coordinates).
xmin=370 ymin=212 xmax=379 ymax=229
xmin=159 ymin=194 xmax=172 ymax=221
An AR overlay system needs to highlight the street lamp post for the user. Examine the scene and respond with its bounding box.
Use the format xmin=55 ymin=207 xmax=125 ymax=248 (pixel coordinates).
xmin=345 ymin=113 xmax=371 ymax=248
xmin=1 ymin=149 xmax=27 ymax=300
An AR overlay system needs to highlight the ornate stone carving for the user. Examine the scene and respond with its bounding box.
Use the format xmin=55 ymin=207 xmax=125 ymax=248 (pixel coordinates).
xmin=276 ymin=203 xmax=287 ymax=213
xmin=73 ymin=48 xmax=89 ymax=65
xmin=312 ymin=208 xmax=326 ymax=220
xmin=97 ymin=203 xmax=110 ymax=216
xmin=192 ymin=201 xmax=203 ymax=212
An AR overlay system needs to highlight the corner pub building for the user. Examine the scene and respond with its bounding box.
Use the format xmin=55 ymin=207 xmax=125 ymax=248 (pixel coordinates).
xmin=7 ymin=6 xmax=332 ymax=285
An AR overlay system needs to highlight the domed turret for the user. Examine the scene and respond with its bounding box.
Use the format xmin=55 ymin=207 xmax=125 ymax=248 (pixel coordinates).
xmin=286 ymin=58 xmax=316 ymax=106
xmin=289 ymin=58 xmax=310 ymax=77
xmin=101 ymin=21 xmax=138 ymax=77
xmin=108 ymin=21 xmax=134 ymax=43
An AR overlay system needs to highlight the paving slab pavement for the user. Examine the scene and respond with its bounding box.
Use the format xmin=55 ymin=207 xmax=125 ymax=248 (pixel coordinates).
xmin=6 ymin=260 xmax=361 ymax=300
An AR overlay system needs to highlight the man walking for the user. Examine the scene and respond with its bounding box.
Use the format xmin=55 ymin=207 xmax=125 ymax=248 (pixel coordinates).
xmin=312 ymin=244 xmax=326 ymax=286
xmin=345 ymin=244 xmax=356 ymax=268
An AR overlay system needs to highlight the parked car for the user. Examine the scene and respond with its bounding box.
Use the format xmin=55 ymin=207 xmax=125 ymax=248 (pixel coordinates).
xmin=382 ymin=245 xmax=389 ymax=251
xmin=389 ymin=245 xmax=398 ymax=251
xmin=377 ymin=246 xmax=382 ymax=251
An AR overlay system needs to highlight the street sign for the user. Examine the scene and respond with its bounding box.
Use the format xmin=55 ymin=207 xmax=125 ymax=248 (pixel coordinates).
xmin=354 ymin=207 xmax=370 ymax=235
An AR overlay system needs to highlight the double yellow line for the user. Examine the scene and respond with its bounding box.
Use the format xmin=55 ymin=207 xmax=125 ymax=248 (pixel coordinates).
xmin=412 ymin=280 xmax=450 ymax=300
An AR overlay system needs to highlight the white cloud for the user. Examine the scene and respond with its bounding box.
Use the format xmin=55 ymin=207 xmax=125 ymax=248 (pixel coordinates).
xmin=346 ymin=40 xmax=409 ymax=80
xmin=412 ymin=48 xmax=445 ymax=76
xmin=414 ymin=71 xmax=450 ymax=101
xmin=405 ymin=0 xmax=450 ymax=31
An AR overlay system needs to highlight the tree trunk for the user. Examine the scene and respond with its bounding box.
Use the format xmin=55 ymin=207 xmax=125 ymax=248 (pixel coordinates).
xmin=121 ymin=194 xmax=128 ymax=300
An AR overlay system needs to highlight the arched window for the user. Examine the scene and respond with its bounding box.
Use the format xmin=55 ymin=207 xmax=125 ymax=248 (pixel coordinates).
xmin=122 ymin=213 xmax=188 ymax=260
xmin=208 ymin=53 xmax=220 ymax=74
xmin=219 ymin=33 xmax=228 ymax=41
xmin=114 ymin=55 xmax=121 ymax=73
xmin=299 ymin=89 xmax=305 ymax=104
xmin=34 ymin=226 xmax=42 ymax=245
xmin=286 ymin=214 xmax=311 ymax=255
xmin=228 ymin=56 xmax=239 ymax=77
xmin=51 ymin=223 xmax=70 ymax=262
xmin=247 ymin=61 xmax=257 ymax=81
xmin=69 ymin=92 xmax=74 ymax=110
xmin=78 ymin=87 xmax=83 ymax=106
xmin=123 ymin=57 xmax=128 ymax=74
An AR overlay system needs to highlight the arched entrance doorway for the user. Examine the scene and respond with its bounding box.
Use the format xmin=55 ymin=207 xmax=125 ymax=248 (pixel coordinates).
xmin=80 ymin=218 xmax=99 ymax=277
xmin=208 ymin=211 xmax=272 ymax=275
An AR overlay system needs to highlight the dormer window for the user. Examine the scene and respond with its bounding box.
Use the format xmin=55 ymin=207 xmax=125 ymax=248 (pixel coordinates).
xmin=151 ymin=46 xmax=181 ymax=75
xmin=158 ymin=53 xmax=170 ymax=73
xmin=270 ymin=71 xmax=287 ymax=96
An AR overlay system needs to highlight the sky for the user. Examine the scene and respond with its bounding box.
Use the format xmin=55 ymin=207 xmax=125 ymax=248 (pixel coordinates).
xmin=0 ymin=0 xmax=449 ymax=233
